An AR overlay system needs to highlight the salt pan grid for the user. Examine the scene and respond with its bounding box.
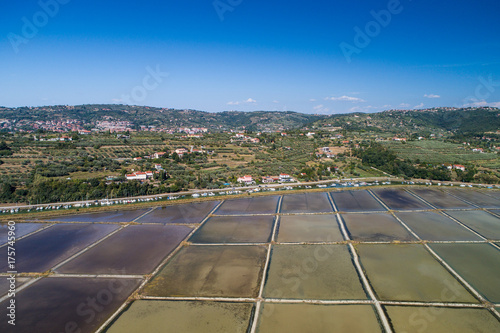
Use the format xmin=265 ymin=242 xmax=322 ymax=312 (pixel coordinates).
xmin=1 ymin=188 xmax=500 ymax=332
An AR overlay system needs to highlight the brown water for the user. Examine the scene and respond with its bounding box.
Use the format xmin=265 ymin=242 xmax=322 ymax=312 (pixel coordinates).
xmin=356 ymin=244 xmax=477 ymax=303
xmin=331 ymin=190 xmax=386 ymax=212
xmin=281 ymin=193 xmax=334 ymax=213
xmin=257 ymin=303 xmax=382 ymax=333
xmin=445 ymin=210 xmax=500 ymax=240
xmin=106 ymin=300 xmax=254 ymax=333
xmin=372 ymin=188 xmax=432 ymax=210
xmin=136 ymin=201 xmax=220 ymax=224
xmin=385 ymin=306 xmax=500 ymax=333
xmin=0 ymin=277 xmax=142 ymax=333
xmin=429 ymin=243 xmax=500 ymax=303
xmin=395 ymin=211 xmax=482 ymax=241
xmin=411 ymin=188 xmax=474 ymax=209
xmin=0 ymin=223 xmax=119 ymax=273
xmin=144 ymin=245 xmax=267 ymax=298
xmin=56 ymin=225 xmax=192 ymax=275
xmin=341 ymin=213 xmax=416 ymax=242
xmin=277 ymin=215 xmax=344 ymax=243
xmin=215 ymin=196 xmax=279 ymax=215
xmin=190 ymin=215 xmax=274 ymax=243
xmin=263 ymin=244 xmax=367 ymax=300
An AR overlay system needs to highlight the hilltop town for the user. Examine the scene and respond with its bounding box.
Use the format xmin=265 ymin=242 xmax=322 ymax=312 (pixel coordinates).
xmin=0 ymin=105 xmax=499 ymax=205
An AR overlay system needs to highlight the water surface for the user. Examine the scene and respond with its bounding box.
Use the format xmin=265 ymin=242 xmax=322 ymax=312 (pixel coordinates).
xmin=107 ymin=300 xmax=254 ymax=333
xmin=264 ymin=244 xmax=367 ymax=300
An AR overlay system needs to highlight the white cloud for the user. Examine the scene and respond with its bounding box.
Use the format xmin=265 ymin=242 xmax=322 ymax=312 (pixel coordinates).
xmin=424 ymin=94 xmax=441 ymax=99
xmin=326 ymin=95 xmax=365 ymax=103
xmin=349 ymin=105 xmax=376 ymax=113
xmin=414 ymin=103 xmax=425 ymax=109
xmin=309 ymin=98 xmax=317 ymax=102
xmin=462 ymin=99 xmax=500 ymax=108
xmin=273 ymin=100 xmax=279 ymax=104
xmin=227 ymin=98 xmax=257 ymax=106
xmin=313 ymin=104 xmax=330 ymax=114
xmin=399 ymin=103 xmax=410 ymax=108
xmin=111 ymin=98 xmax=123 ymax=103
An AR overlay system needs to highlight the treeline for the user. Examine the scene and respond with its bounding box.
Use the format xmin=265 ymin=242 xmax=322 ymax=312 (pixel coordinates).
xmin=353 ymin=144 xmax=456 ymax=181
xmin=32 ymin=156 xmax=122 ymax=178
xmin=1 ymin=177 xmax=186 ymax=205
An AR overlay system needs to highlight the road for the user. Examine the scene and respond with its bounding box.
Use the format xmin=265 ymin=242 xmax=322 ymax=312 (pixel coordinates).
xmin=0 ymin=177 xmax=397 ymax=211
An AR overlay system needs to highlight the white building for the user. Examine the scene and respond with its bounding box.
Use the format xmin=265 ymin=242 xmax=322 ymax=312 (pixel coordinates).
xmin=126 ymin=171 xmax=154 ymax=180
xmin=152 ymin=152 xmax=167 ymax=159
xmin=237 ymin=175 xmax=254 ymax=185
xmin=175 ymin=148 xmax=188 ymax=157
xmin=279 ymin=173 xmax=293 ymax=182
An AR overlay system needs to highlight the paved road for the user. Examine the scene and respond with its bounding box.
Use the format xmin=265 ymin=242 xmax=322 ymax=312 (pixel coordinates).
xmin=3 ymin=176 xmax=495 ymax=211
xmin=0 ymin=177 xmax=397 ymax=211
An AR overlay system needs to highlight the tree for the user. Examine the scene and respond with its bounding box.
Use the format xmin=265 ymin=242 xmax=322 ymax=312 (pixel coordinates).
xmin=0 ymin=141 xmax=10 ymax=151
xmin=172 ymin=152 xmax=180 ymax=162
xmin=0 ymin=182 xmax=15 ymax=201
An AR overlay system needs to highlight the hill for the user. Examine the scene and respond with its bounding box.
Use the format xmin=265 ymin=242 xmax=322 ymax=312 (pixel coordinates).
xmin=0 ymin=105 xmax=499 ymax=135
xmin=0 ymin=105 xmax=326 ymax=132
xmin=315 ymin=107 xmax=500 ymax=135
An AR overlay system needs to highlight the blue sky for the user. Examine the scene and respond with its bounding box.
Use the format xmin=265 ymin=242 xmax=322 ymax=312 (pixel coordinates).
xmin=1 ymin=0 xmax=500 ymax=114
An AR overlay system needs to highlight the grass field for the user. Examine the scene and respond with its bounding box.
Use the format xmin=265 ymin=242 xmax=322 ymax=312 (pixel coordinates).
xmin=383 ymin=140 xmax=499 ymax=166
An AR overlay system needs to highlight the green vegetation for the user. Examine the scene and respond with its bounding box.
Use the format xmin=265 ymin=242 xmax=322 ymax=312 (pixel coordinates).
xmin=0 ymin=105 xmax=499 ymax=204
xmin=354 ymin=144 xmax=454 ymax=181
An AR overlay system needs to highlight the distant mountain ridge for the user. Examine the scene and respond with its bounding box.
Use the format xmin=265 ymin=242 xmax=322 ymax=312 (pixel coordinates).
xmin=0 ymin=104 xmax=326 ymax=132
xmin=0 ymin=104 xmax=498 ymax=134
xmin=316 ymin=107 xmax=500 ymax=134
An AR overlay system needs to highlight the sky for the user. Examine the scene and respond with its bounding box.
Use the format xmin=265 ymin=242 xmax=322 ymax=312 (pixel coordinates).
xmin=1 ymin=0 xmax=500 ymax=114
